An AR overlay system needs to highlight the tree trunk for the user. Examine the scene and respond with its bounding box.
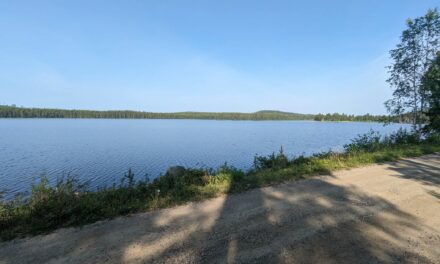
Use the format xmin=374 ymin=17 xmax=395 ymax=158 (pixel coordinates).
xmin=413 ymin=76 xmax=419 ymax=130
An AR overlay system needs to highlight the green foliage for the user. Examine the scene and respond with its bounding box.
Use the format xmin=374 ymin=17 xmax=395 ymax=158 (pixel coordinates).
xmin=1 ymin=131 xmax=439 ymax=241
xmin=382 ymin=128 xmax=421 ymax=145
xmin=344 ymin=128 xmax=421 ymax=152
xmin=253 ymin=147 xmax=290 ymax=170
xmin=386 ymin=8 xmax=440 ymax=128
xmin=425 ymin=133 xmax=440 ymax=145
xmin=422 ymin=52 xmax=440 ymax=133
xmin=313 ymin=113 xmax=400 ymax=123
xmin=344 ymin=130 xmax=382 ymax=152
xmin=120 ymin=168 xmax=136 ymax=188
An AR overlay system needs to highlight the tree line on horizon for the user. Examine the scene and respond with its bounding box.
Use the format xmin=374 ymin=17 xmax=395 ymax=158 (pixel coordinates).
xmin=0 ymin=105 xmax=408 ymax=122
xmin=313 ymin=112 xmax=413 ymax=123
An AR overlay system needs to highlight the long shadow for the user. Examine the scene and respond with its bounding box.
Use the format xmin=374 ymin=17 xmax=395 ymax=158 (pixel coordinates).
xmin=427 ymin=190 xmax=440 ymax=200
xmin=190 ymin=179 xmax=433 ymax=263
xmin=1 ymin=163 xmax=439 ymax=263
xmin=386 ymin=154 xmax=440 ymax=187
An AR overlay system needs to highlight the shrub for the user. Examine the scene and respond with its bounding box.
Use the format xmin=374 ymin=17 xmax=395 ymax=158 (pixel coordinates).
xmin=152 ymin=168 xmax=208 ymax=195
xmin=253 ymin=146 xmax=290 ymax=170
xmin=425 ymin=133 xmax=440 ymax=144
xmin=120 ymin=168 xmax=136 ymax=188
xmin=344 ymin=129 xmax=382 ymax=152
xmin=345 ymin=129 xmax=424 ymax=153
xmin=291 ymin=155 xmax=312 ymax=165
xmin=383 ymin=128 xmax=420 ymax=145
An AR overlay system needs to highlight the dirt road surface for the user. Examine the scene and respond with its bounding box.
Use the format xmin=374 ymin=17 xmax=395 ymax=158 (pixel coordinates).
xmin=1 ymin=154 xmax=440 ymax=264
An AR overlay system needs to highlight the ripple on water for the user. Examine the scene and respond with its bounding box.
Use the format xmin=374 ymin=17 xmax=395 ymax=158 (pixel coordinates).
xmin=0 ymin=119 xmax=410 ymax=198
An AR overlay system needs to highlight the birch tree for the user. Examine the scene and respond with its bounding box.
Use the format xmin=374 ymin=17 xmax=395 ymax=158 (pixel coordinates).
xmin=385 ymin=8 xmax=440 ymax=129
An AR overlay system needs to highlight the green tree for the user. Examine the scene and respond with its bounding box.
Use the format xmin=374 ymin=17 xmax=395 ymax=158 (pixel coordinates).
xmin=422 ymin=52 xmax=440 ymax=133
xmin=385 ymin=8 xmax=440 ymax=130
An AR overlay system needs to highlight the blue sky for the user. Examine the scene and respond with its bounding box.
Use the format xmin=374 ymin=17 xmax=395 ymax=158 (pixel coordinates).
xmin=0 ymin=1 xmax=438 ymax=114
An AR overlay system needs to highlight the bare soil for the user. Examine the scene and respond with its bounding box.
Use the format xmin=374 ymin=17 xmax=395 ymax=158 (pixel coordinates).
xmin=1 ymin=154 xmax=440 ymax=264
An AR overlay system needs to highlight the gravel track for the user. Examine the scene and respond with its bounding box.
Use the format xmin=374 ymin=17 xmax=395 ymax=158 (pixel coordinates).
xmin=1 ymin=154 xmax=439 ymax=264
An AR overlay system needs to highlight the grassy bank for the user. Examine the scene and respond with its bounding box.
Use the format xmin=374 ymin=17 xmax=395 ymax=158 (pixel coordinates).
xmin=1 ymin=129 xmax=439 ymax=241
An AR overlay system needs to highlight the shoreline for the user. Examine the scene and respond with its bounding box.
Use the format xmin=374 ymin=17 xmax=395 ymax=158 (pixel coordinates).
xmin=0 ymin=117 xmax=405 ymax=123
xmin=1 ymin=153 xmax=439 ymax=263
xmin=1 ymin=130 xmax=439 ymax=241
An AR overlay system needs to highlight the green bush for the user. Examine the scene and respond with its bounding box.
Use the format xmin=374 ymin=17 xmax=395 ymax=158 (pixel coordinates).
xmin=253 ymin=147 xmax=290 ymax=170
xmin=344 ymin=129 xmax=382 ymax=152
xmin=383 ymin=128 xmax=420 ymax=145
xmin=344 ymin=128 xmax=422 ymax=153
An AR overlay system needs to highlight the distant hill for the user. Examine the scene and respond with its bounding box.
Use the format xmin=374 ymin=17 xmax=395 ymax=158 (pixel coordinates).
xmin=0 ymin=105 xmax=314 ymax=120
xmin=0 ymin=105 xmax=404 ymax=122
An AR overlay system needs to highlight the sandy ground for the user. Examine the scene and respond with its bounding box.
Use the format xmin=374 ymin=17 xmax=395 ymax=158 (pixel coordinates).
xmin=1 ymin=154 xmax=440 ymax=264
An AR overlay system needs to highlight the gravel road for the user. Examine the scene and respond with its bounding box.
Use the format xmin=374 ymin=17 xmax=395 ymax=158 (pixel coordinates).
xmin=1 ymin=154 xmax=440 ymax=264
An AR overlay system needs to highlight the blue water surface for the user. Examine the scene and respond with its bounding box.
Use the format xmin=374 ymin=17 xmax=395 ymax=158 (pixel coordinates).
xmin=0 ymin=119 xmax=409 ymax=196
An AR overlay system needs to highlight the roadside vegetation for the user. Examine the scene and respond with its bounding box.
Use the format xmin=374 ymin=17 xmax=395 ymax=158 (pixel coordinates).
xmin=1 ymin=129 xmax=439 ymax=241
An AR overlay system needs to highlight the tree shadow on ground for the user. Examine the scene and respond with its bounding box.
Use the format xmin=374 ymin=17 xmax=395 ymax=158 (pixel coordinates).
xmin=427 ymin=190 xmax=440 ymax=200
xmin=386 ymin=154 xmax=440 ymax=187
xmin=189 ymin=179 xmax=434 ymax=264
xmin=1 ymin=158 xmax=439 ymax=263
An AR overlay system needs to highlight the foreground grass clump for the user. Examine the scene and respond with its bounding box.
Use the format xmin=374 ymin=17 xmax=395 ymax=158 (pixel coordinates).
xmin=1 ymin=129 xmax=439 ymax=241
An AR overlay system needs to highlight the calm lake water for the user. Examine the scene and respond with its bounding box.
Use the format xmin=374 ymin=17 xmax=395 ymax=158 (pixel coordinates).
xmin=0 ymin=119 xmax=409 ymax=197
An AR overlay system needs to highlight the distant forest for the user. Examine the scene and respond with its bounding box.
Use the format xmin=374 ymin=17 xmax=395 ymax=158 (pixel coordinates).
xmin=313 ymin=113 xmax=412 ymax=123
xmin=0 ymin=105 xmax=409 ymax=122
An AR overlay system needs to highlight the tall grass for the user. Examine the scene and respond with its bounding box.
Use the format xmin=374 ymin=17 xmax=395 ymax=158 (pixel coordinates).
xmin=1 ymin=129 xmax=439 ymax=241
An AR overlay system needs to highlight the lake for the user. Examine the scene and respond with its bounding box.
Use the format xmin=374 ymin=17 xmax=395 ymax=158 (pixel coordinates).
xmin=0 ymin=119 xmax=409 ymax=197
